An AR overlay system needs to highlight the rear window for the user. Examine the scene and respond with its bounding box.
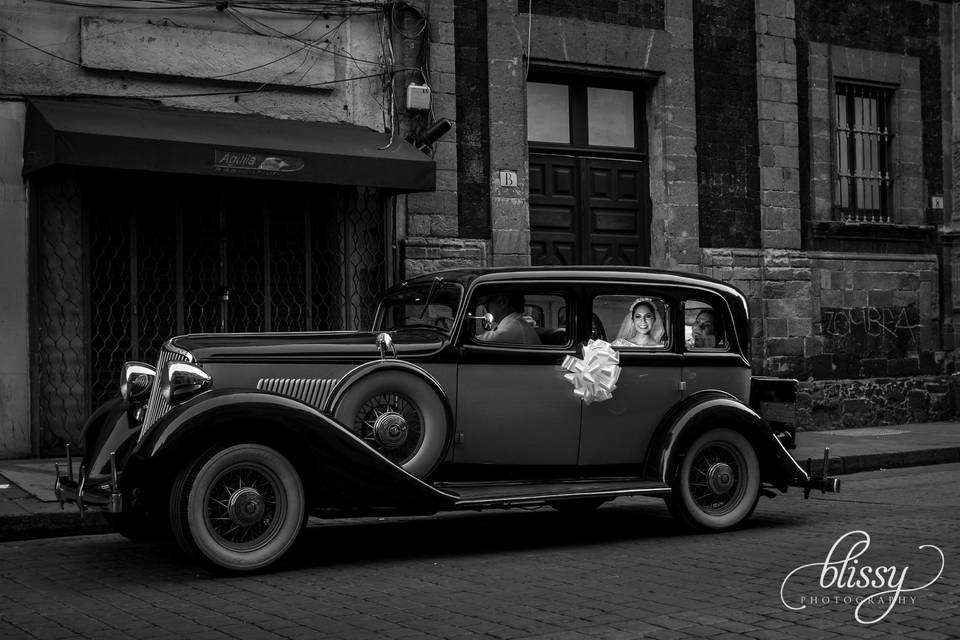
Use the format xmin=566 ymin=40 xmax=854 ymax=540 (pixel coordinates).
xmin=593 ymin=294 xmax=671 ymax=349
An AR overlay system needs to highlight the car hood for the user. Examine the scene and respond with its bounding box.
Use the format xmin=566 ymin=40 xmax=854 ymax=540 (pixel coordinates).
xmin=169 ymin=330 xmax=446 ymax=361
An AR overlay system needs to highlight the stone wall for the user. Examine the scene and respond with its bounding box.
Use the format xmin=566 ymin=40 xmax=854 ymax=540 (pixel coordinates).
xmin=799 ymin=376 xmax=956 ymax=430
xmin=402 ymin=238 xmax=490 ymax=279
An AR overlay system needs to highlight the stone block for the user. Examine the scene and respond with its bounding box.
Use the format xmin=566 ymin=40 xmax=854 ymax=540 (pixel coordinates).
xmin=759 ymin=78 xmax=781 ymax=103
xmin=759 ymin=119 xmax=784 ymax=144
xmin=806 ymin=354 xmax=834 ymax=378
xmin=760 ymin=147 xmax=777 ymax=168
xmin=491 ymin=228 xmax=530 ymax=255
xmin=758 ymin=35 xmax=785 ymax=62
xmin=804 ymin=336 xmax=823 ymax=356
xmin=867 ymin=289 xmax=893 ymax=308
xmin=787 ymin=317 xmax=812 ymax=337
xmin=888 ymin=358 xmax=921 ymax=377
xmin=773 ymin=145 xmax=800 ymax=168
xmin=758 ymin=0 xmax=790 ymax=19
xmin=859 ymin=358 xmax=887 ymax=377
xmin=761 ymin=167 xmax=784 ymax=191
xmin=766 ymin=317 xmax=788 ymax=337
xmin=842 ymin=289 xmax=867 ymax=307
xmin=765 ymin=16 xmax=796 ymax=39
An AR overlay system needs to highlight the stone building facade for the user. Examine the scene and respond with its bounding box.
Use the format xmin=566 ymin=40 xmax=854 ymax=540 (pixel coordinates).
xmin=403 ymin=0 xmax=959 ymax=430
xmin=1 ymin=0 xmax=958 ymax=457
xmin=0 ymin=2 xmax=440 ymax=456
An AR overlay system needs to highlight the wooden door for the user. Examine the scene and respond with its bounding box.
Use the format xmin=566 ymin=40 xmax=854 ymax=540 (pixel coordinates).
xmin=530 ymin=153 xmax=649 ymax=266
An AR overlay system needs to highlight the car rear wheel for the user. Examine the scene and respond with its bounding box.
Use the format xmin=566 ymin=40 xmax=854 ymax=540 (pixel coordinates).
xmin=170 ymin=443 xmax=305 ymax=572
xmin=667 ymin=428 xmax=759 ymax=531
xmin=333 ymin=371 xmax=449 ymax=479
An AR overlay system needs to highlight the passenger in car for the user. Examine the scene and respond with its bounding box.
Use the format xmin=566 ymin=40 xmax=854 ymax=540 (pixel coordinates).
xmin=612 ymin=298 xmax=666 ymax=347
xmin=687 ymin=309 xmax=720 ymax=349
xmin=477 ymin=293 xmax=541 ymax=344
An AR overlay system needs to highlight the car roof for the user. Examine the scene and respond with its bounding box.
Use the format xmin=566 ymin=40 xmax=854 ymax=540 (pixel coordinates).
xmin=393 ymin=266 xmax=745 ymax=300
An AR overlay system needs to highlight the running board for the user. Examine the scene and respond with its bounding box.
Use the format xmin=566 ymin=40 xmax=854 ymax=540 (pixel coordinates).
xmin=437 ymin=479 xmax=671 ymax=510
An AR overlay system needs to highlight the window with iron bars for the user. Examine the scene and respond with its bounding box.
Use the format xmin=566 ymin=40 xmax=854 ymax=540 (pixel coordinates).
xmin=834 ymin=82 xmax=894 ymax=223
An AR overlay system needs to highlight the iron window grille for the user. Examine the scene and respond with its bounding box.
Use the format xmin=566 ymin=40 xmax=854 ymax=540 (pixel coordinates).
xmin=834 ymin=82 xmax=894 ymax=223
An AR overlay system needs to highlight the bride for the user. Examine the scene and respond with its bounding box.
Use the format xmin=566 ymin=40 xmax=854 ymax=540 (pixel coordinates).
xmin=612 ymin=298 xmax=665 ymax=347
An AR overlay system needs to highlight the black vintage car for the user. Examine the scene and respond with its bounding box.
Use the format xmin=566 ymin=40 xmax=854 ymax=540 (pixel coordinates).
xmin=56 ymin=267 xmax=838 ymax=571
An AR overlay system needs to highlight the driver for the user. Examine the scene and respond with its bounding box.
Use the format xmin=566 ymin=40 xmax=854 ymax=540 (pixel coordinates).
xmin=477 ymin=293 xmax=541 ymax=344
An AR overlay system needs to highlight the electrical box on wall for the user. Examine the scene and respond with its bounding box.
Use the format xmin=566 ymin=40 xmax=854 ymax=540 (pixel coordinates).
xmin=406 ymin=84 xmax=431 ymax=111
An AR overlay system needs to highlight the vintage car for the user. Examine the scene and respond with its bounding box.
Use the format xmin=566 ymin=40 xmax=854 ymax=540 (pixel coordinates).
xmin=55 ymin=267 xmax=838 ymax=571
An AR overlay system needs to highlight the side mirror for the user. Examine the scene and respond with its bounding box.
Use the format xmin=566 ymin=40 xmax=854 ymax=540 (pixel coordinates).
xmin=376 ymin=332 xmax=397 ymax=359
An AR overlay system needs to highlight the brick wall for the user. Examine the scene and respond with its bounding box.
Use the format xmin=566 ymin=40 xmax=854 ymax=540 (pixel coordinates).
xmin=454 ymin=0 xmax=490 ymax=240
xmin=527 ymin=0 xmax=665 ymax=30
xmin=694 ymin=0 xmax=761 ymax=248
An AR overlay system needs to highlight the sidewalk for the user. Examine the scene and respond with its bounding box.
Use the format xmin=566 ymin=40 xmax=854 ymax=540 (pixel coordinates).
xmin=1 ymin=421 xmax=959 ymax=541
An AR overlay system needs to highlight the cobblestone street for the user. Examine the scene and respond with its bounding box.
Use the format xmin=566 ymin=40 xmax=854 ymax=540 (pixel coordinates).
xmin=0 ymin=464 xmax=956 ymax=640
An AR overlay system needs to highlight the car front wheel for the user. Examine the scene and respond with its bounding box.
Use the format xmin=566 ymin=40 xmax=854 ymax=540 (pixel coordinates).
xmin=667 ymin=428 xmax=760 ymax=531
xmin=170 ymin=443 xmax=305 ymax=572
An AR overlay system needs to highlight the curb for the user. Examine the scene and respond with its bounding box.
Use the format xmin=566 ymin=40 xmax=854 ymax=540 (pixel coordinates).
xmin=0 ymin=511 xmax=112 ymax=542
xmin=795 ymin=447 xmax=960 ymax=477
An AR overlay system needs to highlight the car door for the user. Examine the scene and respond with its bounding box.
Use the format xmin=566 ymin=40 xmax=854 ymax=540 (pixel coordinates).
xmin=453 ymin=284 xmax=581 ymax=466
xmin=681 ymin=295 xmax=752 ymax=399
xmin=578 ymin=288 xmax=683 ymax=466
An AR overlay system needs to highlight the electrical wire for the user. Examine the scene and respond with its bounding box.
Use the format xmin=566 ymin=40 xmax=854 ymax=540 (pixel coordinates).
xmin=1 ymin=0 xmax=433 ymax=127
xmin=0 ymin=25 xmax=82 ymax=67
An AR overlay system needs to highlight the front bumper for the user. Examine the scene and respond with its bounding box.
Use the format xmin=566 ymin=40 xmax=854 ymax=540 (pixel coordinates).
xmin=53 ymin=446 xmax=123 ymax=516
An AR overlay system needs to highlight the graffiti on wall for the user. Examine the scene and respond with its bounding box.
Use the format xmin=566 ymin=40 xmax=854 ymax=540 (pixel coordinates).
xmin=820 ymin=305 xmax=922 ymax=364
xmin=821 ymin=306 xmax=921 ymax=339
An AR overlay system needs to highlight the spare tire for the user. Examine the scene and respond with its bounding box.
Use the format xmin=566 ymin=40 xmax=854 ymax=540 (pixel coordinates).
xmin=333 ymin=371 xmax=449 ymax=479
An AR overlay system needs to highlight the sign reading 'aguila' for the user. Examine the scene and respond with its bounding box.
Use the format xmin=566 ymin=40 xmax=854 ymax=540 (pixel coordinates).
xmin=213 ymin=150 xmax=305 ymax=175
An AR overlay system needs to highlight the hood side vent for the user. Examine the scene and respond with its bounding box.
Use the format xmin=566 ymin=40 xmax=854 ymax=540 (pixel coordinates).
xmin=257 ymin=378 xmax=338 ymax=409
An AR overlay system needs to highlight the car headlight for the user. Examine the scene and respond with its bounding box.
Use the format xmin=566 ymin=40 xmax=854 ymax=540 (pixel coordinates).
xmin=120 ymin=362 xmax=156 ymax=403
xmin=160 ymin=362 xmax=212 ymax=404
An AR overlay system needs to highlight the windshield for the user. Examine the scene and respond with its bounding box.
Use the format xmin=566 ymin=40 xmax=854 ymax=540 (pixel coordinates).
xmin=374 ymin=281 xmax=464 ymax=335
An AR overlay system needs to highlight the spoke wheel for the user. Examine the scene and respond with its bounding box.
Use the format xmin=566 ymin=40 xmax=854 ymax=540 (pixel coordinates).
xmin=354 ymin=392 xmax=423 ymax=466
xmin=171 ymin=444 xmax=305 ymax=572
xmin=334 ymin=371 xmax=449 ymax=479
xmin=668 ymin=428 xmax=759 ymax=531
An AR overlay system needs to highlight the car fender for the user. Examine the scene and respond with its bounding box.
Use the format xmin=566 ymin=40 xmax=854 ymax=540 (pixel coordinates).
xmin=646 ymin=390 xmax=808 ymax=491
xmin=323 ymin=359 xmax=450 ymax=414
xmin=79 ymin=396 xmax=140 ymax=480
xmin=130 ymin=389 xmax=456 ymax=513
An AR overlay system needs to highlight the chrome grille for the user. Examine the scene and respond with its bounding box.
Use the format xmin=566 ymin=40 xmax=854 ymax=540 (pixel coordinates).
xmin=257 ymin=378 xmax=337 ymax=409
xmin=140 ymin=345 xmax=189 ymax=435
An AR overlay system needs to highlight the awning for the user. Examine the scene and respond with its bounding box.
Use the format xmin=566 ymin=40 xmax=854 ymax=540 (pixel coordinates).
xmin=23 ymin=98 xmax=435 ymax=191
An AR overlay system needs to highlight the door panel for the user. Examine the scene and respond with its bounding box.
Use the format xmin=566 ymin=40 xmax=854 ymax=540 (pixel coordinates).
xmin=582 ymin=158 xmax=647 ymax=266
xmin=579 ymin=354 xmax=682 ymax=466
xmin=455 ymin=354 xmax=581 ymax=465
xmin=530 ymin=153 xmax=649 ymax=266
xmin=530 ymin=154 xmax=579 ymax=266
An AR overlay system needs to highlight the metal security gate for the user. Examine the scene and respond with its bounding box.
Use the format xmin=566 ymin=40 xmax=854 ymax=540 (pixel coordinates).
xmin=34 ymin=168 xmax=388 ymax=453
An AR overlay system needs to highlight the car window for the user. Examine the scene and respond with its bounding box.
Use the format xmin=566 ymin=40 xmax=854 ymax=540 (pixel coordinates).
xmin=594 ymin=294 xmax=671 ymax=349
xmin=684 ymin=300 xmax=727 ymax=351
xmin=376 ymin=281 xmax=462 ymax=334
xmin=469 ymin=289 xmax=569 ymax=347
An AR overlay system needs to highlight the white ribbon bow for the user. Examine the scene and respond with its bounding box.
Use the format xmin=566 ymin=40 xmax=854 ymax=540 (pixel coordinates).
xmin=561 ymin=339 xmax=621 ymax=405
